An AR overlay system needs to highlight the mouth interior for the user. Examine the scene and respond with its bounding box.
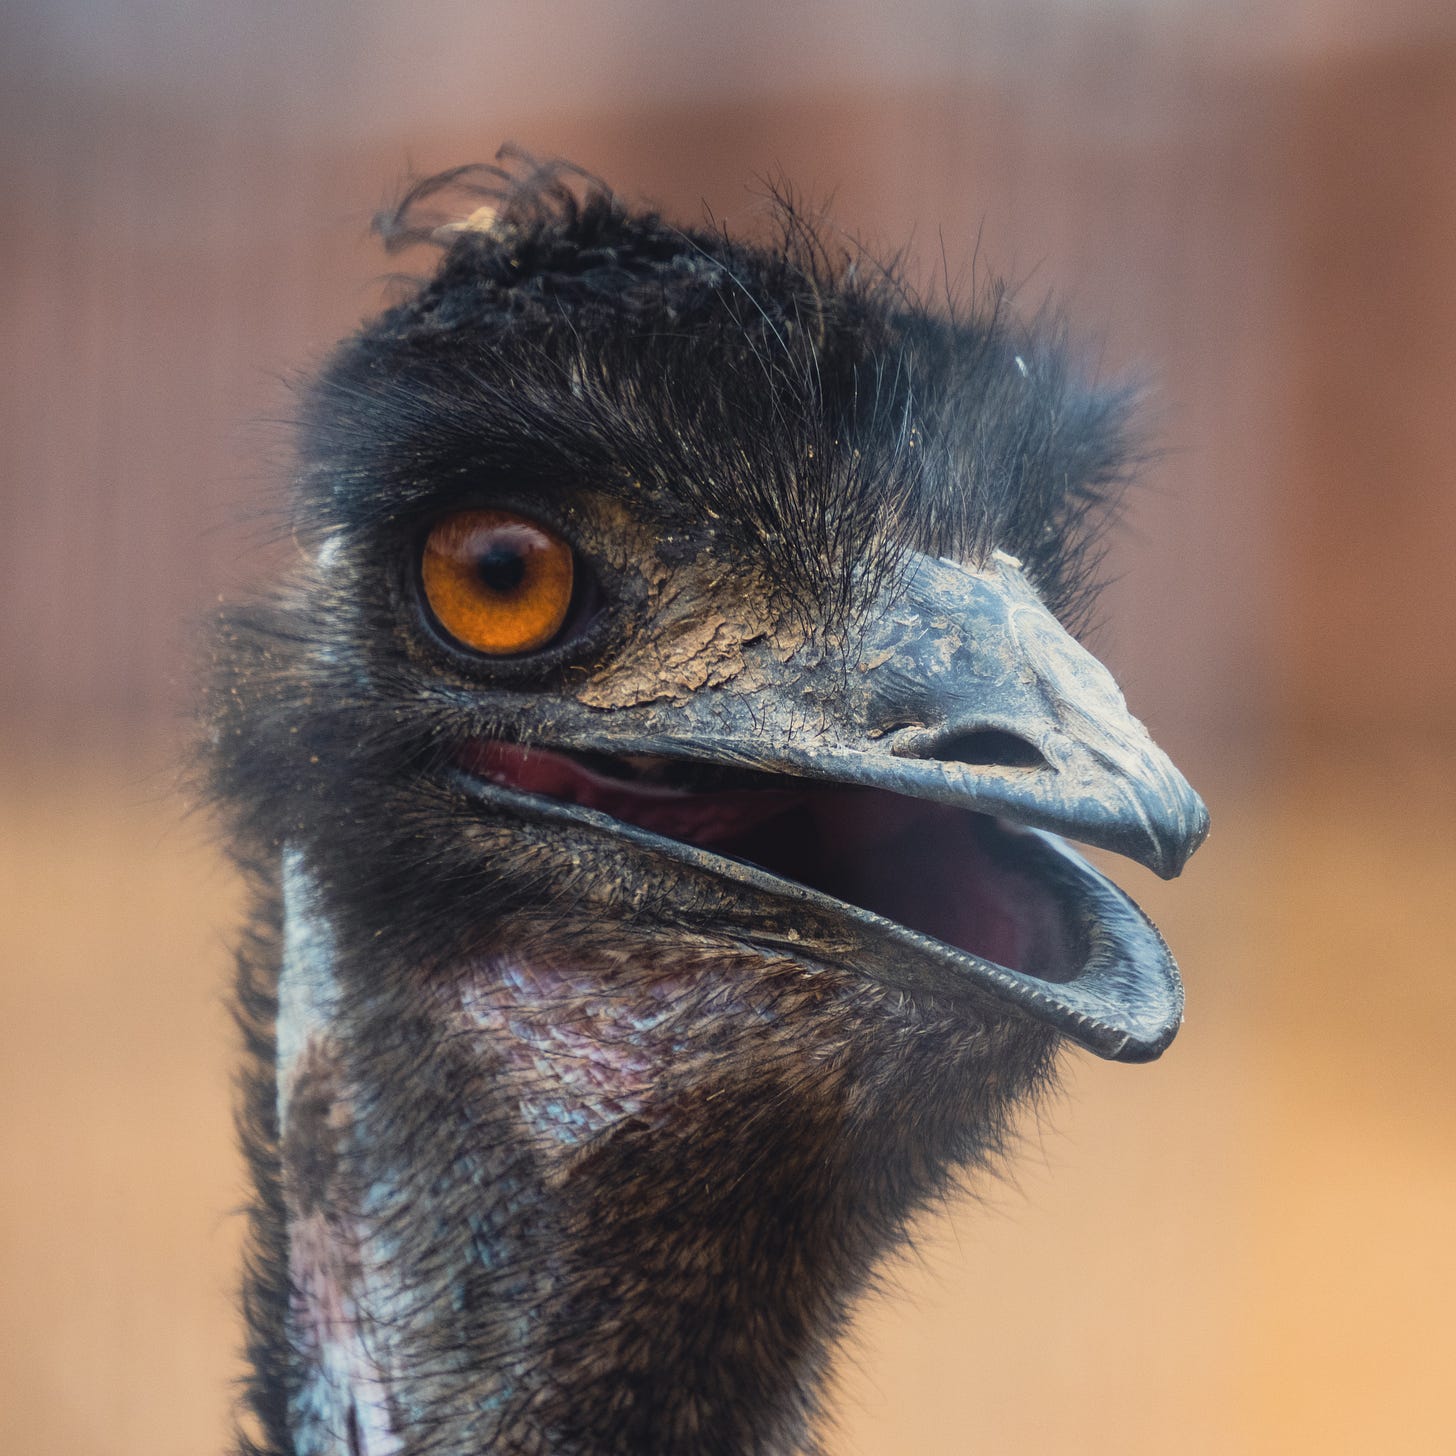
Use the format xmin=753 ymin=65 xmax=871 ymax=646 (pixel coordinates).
xmin=461 ymin=741 xmax=1082 ymax=983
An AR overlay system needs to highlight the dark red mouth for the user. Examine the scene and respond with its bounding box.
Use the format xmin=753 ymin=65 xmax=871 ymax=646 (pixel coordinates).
xmin=459 ymin=740 xmax=1081 ymax=983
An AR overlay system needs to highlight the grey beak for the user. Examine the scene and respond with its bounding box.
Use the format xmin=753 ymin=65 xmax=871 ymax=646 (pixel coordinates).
xmin=570 ymin=550 xmax=1209 ymax=881
xmin=829 ymin=550 xmax=1209 ymax=878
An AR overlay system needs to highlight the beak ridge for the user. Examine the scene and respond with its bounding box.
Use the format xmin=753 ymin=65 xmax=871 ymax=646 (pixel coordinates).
xmin=841 ymin=553 xmax=1209 ymax=878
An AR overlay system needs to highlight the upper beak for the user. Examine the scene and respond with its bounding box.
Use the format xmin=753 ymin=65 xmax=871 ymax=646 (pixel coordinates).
xmin=572 ymin=550 xmax=1209 ymax=881
xmin=811 ymin=550 xmax=1208 ymax=879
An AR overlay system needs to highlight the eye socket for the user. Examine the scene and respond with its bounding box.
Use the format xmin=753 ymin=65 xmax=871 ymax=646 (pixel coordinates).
xmin=421 ymin=509 xmax=576 ymax=656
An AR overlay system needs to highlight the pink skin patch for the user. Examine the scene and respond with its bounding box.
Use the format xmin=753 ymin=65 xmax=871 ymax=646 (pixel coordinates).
xmin=287 ymin=1209 xmax=403 ymax=1456
xmin=460 ymin=962 xmax=701 ymax=1147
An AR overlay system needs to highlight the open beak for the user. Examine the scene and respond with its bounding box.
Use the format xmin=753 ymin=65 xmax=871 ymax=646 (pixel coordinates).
xmin=455 ymin=552 xmax=1208 ymax=1063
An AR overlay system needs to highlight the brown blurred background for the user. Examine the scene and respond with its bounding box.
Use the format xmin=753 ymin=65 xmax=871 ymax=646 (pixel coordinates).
xmin=3 ymin=2 xmax=1453 ymax=1452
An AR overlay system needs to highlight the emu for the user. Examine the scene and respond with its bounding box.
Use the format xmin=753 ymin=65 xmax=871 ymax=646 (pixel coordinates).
xmin=207 ymin=157 xmax=1207 ymax=1456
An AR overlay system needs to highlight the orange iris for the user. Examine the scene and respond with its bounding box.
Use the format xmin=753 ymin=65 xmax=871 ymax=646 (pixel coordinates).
xmin=421 ymin=509 xmax=575 ymax=655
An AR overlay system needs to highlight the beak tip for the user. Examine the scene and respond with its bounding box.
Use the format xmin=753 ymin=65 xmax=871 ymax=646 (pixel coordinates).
xmin=1152 ymin=790 xmax=1210 ymax=880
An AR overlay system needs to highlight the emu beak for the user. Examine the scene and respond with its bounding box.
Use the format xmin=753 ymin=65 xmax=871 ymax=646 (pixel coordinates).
xmin=458 ymin=552 xmax=1208 ymax=1063
xmin=775 ymin=550 xmax=1207 ymax=880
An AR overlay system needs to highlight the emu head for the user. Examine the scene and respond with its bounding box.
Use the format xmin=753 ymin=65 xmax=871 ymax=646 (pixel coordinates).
xmin=209 ymin=161 xmax=1207 ymax=1456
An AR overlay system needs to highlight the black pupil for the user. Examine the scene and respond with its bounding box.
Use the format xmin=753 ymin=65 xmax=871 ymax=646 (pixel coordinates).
xmin=476 ymin=541 xmax=527 ymax=595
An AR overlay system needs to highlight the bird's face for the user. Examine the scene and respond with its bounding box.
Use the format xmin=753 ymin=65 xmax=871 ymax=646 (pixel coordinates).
xmin=213 ymin=175 xmax=1207 ymax=1450
xmin=401 ymin=491 xmax=1200 ymax=1060
xmin=221 ymin=213 xmax=1204 ymax=1057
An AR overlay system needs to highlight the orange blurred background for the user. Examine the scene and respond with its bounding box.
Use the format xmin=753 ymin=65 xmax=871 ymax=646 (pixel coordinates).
xmin=2 ymin=3 xmax=1453 ymax=1452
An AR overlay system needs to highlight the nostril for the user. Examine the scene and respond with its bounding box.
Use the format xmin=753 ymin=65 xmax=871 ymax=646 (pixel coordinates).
xmin=934 ymin=728 xmax=1047 ymax=770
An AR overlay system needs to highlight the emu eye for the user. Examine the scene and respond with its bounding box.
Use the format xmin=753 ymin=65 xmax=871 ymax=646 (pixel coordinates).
xmin=421 ymin=509 xmax=576 ymax=656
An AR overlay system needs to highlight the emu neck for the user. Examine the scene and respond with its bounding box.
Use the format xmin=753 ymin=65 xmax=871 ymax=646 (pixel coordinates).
xmin=272 ymin=852 xmax=1047 ymax=1455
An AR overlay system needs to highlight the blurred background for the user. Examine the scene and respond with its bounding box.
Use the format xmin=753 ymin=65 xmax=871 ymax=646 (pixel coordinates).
xmin=2 ymin=1 xmax=1453 ymax=1451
